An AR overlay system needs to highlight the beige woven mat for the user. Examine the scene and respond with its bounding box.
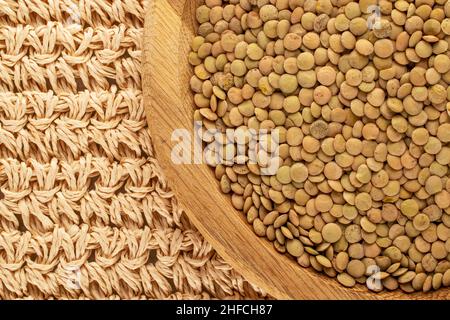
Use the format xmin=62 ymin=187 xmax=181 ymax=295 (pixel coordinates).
xmin=0 ymin=0 xmax=265 ymax=299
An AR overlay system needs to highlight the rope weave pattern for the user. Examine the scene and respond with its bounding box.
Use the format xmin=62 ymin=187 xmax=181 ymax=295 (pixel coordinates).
xmin=0 ymin=0 xmax=264 ymax=299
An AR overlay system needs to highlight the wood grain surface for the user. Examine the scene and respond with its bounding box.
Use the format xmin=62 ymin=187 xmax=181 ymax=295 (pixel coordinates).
xmin=142 ymin=0 xmax=450 ymax=300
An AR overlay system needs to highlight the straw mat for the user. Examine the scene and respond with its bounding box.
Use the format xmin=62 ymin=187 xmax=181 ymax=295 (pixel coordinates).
xmin=0 ymin=0 xmax=264 ymax=299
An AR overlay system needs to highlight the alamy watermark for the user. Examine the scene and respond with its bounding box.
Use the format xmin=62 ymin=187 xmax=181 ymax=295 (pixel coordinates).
xmin=63 ymin=4 xmax=82 ymax=27
xmin=171 ymin=121 xmax=280 ymax=175
xmin=61 ymin=265 xmax=81 ymax=290
xmin=366 ymin=265 xmax=383 ymax=292
xmin=367 ymin=5 xmax=382 ymax=30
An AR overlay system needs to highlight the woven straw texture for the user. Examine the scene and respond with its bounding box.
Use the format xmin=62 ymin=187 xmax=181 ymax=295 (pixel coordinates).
xmin=0 ymin=0 xmax=264 ymax=299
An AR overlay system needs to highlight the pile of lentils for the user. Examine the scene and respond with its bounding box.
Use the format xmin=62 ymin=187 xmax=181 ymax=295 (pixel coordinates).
xmin=189 ymin=0 xmax=450 ymax=293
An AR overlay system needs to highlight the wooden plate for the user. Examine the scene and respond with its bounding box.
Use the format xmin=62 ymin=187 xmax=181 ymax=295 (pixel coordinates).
xmin=142 ymin=0 xmax=449 ymax=300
